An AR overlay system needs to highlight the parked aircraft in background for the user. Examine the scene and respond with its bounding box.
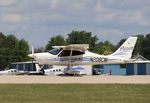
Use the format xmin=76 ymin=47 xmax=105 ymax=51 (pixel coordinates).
xmin=63 ymin=66 xmax=86 ymax=76
xmin=10 ymin=61 xmax=44 ymax=75
xmin=0 ymin=69 xmax=20 ymax=75
xmin=28 ymin=37 xmax=137 ymax=66
xmin=10 ymin=61 xmax=65 ymax=75
xmin=44 ymin=65 xmax=64 ymax=76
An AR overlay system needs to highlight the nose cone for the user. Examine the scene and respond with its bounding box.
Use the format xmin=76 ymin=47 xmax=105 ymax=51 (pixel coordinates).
xmin=28 ymin=54 xmax=35 ymax=58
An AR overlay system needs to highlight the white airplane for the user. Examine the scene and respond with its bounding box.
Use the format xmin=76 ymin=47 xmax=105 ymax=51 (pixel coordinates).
xmin=28 ymin=37 xmax=137 ymax=66
xmin=63 ymin=66 xmax=86 ymax=76
xmin=44 ymin=65 xmax=64 ymax=76
xmin=0 ymin=69 xmax=20 ymax=75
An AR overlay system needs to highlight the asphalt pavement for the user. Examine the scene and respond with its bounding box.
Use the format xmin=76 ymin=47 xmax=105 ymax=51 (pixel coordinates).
xmin=0 ymin=75 xmax=150 ymax=84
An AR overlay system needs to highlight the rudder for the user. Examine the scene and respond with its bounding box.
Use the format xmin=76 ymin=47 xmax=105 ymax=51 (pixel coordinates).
xmin=111 ymin=37 xmax=137 ymax=59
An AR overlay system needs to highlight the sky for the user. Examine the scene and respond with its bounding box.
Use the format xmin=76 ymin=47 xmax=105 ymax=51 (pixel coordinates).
xmin=0 ymin=0 xmax=150 ymax=47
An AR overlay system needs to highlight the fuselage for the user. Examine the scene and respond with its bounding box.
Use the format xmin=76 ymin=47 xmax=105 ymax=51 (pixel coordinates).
xmin=29 ymin=49 xmax=125 ymax=66
xmin=28 ymin=37 xmax=137 ymax=66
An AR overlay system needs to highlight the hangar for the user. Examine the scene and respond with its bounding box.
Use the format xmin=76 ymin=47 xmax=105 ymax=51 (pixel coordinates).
xmin=94 ymin=55 xmax=150 ymax=75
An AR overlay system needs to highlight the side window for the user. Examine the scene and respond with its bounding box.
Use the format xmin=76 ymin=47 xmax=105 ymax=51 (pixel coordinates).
xmin=59 ymin=50 xmax=71 ymax=57
xmin=14 ymin=70 xmax=17 ymax=72
xmin=49 ymin=48 xmax=62 ymax=55
xmin=59 ymin=50 xmax=84 ymax=57
xmin=72 ymin=50 xmax=84 ymax=56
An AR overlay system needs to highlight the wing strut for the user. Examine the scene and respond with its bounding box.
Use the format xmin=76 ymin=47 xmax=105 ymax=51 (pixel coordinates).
xmin=68 ymin=46 xmax=73 ymax=69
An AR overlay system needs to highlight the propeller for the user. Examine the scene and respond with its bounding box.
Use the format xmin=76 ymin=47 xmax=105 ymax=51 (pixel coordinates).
xmin=31 ymin=46 xmax=35 ymax=73
xmin=28 ymin=46 xmax=35 ymax=59
xmin=31 ymin=46 xmax=36 ymax=61
xmin=32 ymin=46 xmax=34 ymax=56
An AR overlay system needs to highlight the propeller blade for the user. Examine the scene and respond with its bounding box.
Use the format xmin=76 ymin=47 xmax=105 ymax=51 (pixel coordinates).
xmin=32 ymin=46 xmax=34 ymax=55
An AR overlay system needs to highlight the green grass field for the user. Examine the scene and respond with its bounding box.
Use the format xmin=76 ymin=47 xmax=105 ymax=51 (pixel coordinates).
xmin=0 ymin=84 xmax=150 ymax=103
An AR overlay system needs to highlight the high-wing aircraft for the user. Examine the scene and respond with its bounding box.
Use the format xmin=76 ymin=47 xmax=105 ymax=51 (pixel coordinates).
xmin=28 ymin=37 xmax=137 ymax=66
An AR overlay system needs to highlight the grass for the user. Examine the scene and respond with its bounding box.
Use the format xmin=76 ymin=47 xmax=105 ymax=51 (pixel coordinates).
xmin=0 ymin=84 xmax=150 ymax=103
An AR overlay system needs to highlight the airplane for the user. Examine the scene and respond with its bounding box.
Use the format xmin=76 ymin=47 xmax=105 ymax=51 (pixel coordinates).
xmin=63 ymin=66 xmax=86 ymax=76
xmin=0 ymin=69 xmax=20 ymax=75
xmin=44 ymin=65 xmax=64 ymax=76
xmin=28 ymin=37 xmax=137 ymax=66
xmin=10 ymin=61 xmax=65 ymax=75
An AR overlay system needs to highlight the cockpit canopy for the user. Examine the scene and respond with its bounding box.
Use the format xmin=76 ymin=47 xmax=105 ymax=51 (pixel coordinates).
xmin=58 ymin=50 xmax=85 ymax=57
xmin=49 ymin=48 xmax=85 ymax=57
xmin=49 ymin=48 xmax=62 ymax=55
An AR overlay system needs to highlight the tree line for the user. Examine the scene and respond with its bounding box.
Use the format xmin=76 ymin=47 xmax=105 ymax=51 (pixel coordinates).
xmin=45 ymin=31 xmax=150 ymax=59
xmin=0 ymin=32 xmax=29 ymax=69
xmin=1 ymin=31 xmax=150 ymax=70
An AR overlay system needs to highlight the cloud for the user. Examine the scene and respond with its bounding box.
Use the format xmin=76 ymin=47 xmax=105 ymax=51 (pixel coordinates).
xmin=49 ymin=0 xmax=59 ymax=9
xmin=0 ymin=0 xmax=150 ymax=47
xmin=0 ymin=14 xmax=22 ymax=24
xmin=98 ymin=29 xmax=125 ymax=44
xmin=0 ymin=0 xmax=18 ymax=6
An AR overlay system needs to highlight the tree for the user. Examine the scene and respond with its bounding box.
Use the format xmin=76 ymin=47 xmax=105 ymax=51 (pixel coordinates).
xmin=66 ymin=31 xmax=98 ymax=51
xmin=34 ymin=47 xmax=45 ymax=53
xmin=0 ymin=33 xmax=30 ymax=70
xmin=133 ymin=35 xmax=145 ymax=57
xmin=0 ymin=33 xmax=7 ymax=69
xmin=5 ymin=35 xmax=19 ymax=66
xmin=96 ymin=41 xmax=115 ymax=55
xmin=142 ymin=34 xmax=150 ymax=59
xmin=116 ymin=38 xmax=126 ymax=48
xmin=14 ymin=39 xmax=30 ymax=62
xmin=45 ymin=35 xmax=66 ymax=51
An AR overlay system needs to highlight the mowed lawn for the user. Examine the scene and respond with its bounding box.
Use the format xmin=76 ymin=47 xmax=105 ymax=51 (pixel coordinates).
xmin=0 ymin=84 xmax=150 ymax=103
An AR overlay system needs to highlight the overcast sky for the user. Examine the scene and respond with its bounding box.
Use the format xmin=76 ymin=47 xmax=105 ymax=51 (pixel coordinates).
xmin=0 ymin=0 xmax=150 ymax=47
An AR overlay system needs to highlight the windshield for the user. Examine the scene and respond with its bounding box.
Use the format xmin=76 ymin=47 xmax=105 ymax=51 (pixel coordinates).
xmin=49 ymin=48 xmax=62 ymax=55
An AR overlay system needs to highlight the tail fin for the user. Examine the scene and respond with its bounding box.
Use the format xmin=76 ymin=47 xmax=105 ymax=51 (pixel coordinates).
xmin=111 ymin=37 xmax=137 ymax=59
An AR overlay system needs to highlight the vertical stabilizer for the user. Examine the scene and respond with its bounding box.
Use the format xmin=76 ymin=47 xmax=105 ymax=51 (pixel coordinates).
xmin=111 ymin=37 xmax=137 ymax=59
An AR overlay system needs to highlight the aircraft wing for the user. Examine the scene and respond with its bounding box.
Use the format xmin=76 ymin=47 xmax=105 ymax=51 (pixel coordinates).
xmin=63 ymin=44 xmax=89 ymax=52
xmin=52 ymin=44 xmax=89 ymax=51
xmin=52 ymin=46 xmax=66 ymax=48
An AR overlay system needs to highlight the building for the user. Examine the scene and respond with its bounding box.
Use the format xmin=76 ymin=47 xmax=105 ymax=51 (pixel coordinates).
xmin=95 ymin=55 xmax=150 ymax=75
xmin=126 ymin=61 xmax=150 ymax=75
